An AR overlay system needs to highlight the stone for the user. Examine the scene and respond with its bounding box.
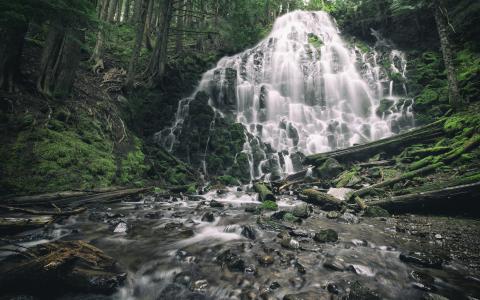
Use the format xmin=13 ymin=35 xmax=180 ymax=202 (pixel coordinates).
xmin=209 ymin=200 xmax=224 ymax=208
xmin=258 ymin=255 xmax=274 ymax=266
xmin=399 ymin=252 xmax=443 ymax=269
xmin=327 ymin=187 xmax=354 ymax=200
xmin=363 ymin=206 xmax=390 ymax=218
xmin=241 ymin=225 xmax=256 ymax=240
xmin=339 ymin=212 xmax=359 ymax=224
xmin=280 ymin=237 xmax=300 ymax=249
xmin=314 ymin=229 xmax=338 ymax=243
xmin=292 ymin=203 xmax=310 ymax=219
xmin=294 ymin=261 xmax=306 ymax=274
xmin=201 ymin=212 xmax=215 ymax=222
xmin=326 ymin=211 xmax=340 ymax=219
xmin=347 ymin=281 xmax=381 ymax=300
xmin=283 ymin=291 xmax=327 ymax=300
xmin=323 ymin=258 xmax=346 ymax=271
xmin=327 ymin=282 xmax=340 ymax=294
xmin=270 ymin=281 xmax=281 ymax=290
xmin=216 ymin=250 xmax=245 ymax=272
xmin=314 ymin=158 xmax=344 ymax=179
xmin=244 ymin=264 xmax=256 ymax=276
xmin=113 ymin=222 xmax=127 ymax=233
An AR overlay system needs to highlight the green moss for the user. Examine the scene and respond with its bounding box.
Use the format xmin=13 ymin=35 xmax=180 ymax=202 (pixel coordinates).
xmin=308 ymin=33 xmax=323 ymax=48
xmin=118 ymin=136 xmax=146 ymax=185
xmin=217 ymin=175 xmax=240 ymax=186
xmin=444 ymin=114 xmax=480 ymax=135
xmin=334 ymin=168 xmax=360 ymax=188
xmin=186 ymin=183 xmax=197 ymax=194
xmin=261 ymin=200 xmax=278 ymax=211
xmin=282 ymin=212 xmax=299 ymax=222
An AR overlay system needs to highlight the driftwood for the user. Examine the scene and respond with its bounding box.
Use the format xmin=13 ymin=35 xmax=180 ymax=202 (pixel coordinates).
xmin=368 ymin=182 xmax=480 ymax=214
xmin=358 ymin=160 xmax=395 ymax=168
xmin=253 ymin=183 xmax=276 ymax=202
xmin=301 ymin=189 xmax=343 ymax=211
xmin=305 ymin=119 xmax=445 ymax=166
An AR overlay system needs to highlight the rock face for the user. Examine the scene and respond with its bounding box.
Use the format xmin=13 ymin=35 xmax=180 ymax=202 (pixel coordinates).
xmin=0 ymin=241 xmax=126 ymax=296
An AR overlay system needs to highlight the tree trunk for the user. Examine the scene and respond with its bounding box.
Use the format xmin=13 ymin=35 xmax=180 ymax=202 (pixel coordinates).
xmin=116 ymin=0 xmax=124 ymax=22
xmin=91 ymin=0 xmax=110 ymax=73
xmin=145 ymin=0 xmax=174 ymax=88
xmin=126 ymin=0 xmax=149 ymax=88
xmin=144 ymin=0 xmax=155 ymax=51
xmin=108 ymin=0 xmax=119 ymax=22
xmin=175 ymin=0 xmax=186 ymax=53
xmin=0 ymin=22 xmax=28 ymax=91
xmin=123 ymin=0 xmax=132 ymax=22
xmin=37 ymin=23 xmax=84 ymax=98
xmin=433 ymin=0 xmax=463 ymax=108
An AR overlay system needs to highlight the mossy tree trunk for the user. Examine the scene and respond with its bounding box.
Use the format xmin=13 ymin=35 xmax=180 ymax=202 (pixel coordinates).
xmin=433 ymin=0 xmax=463 ymax=108
xmin=175 ymin=0 xmax=186 ymax=53
xmin=37 ymin=23 xmax=84 ymax=98
xmin=0 ymin=22 xmax=28 ymax=91
xmin=126 ymin=0 xmax=149 ymax=88
xmin=145 ymin=0 xmax=174 ymax=88
xmin=91 ymin=0 xmax=110 ymax=73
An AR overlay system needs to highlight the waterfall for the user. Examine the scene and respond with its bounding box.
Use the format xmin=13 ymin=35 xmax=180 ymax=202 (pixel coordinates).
xmin=157 ymin=11 xmax=414 ymax=181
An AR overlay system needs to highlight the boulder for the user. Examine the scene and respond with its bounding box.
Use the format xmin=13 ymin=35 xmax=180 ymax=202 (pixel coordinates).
xmin=313 ymin=158 xmax=344 ymax=179
xmin=313 ymin=229 xmax=338 ymax=243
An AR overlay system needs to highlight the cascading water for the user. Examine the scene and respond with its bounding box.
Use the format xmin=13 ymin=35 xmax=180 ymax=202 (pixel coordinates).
xmin=157 ymin=11 xmax=414 ymax=181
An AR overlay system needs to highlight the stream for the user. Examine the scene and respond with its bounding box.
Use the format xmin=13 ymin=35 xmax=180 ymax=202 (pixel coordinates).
xmin=10 ymin=188 xmax=479 ymax=300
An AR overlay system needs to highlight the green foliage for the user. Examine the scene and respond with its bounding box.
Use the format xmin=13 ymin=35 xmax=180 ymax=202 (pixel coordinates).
xmin=260 ymin=200 xmax=278 ymax=211
xmin=217 ymin=175 xmax=240 ymax=186
xmin=444 ymin=114 xmax=480 ymax=134
xmin=308 ymin=33 xmax=323 ymax=48
xmin=119 ymin=136 xmax=147 ymax=185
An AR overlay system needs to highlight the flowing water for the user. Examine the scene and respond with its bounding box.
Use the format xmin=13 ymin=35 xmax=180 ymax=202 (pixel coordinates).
xmin=9 ymin=190 xmax=478 ymax=299
xmin=157 ymin=11 xmax=414 ymax=180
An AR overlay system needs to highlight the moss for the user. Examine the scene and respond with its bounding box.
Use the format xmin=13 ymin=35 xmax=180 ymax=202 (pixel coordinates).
xmin=260 ymin=200 xmax=278 ymax=211
xmin=217 ymin=175 xmax=240 ymax=186
xmin=282 ymin=212 xmax=299 ymax=222
xmin=364 ymin=206 xmax=390 ymax=218
xmin=444 ymin=114 xmax=480 ymax=135
xmin=308 ymin=33 xmax=323 ymax=48
xmin=186 ymin=183 xmax=197 ymax=194
xmin=334 ymin=168 xmax=360 ymax=188
xmin=118 ymin=137 xmax=147 ymax=185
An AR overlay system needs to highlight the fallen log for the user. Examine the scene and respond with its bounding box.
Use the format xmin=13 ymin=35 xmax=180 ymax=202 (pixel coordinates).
xmin=349 ymin=163 xmax=443 ymax=200
xmin=0 ymin=216 xmax=53 ymax=234
xmin=358 ymin=160 xmax=395 ymax=168
xmin=301 ymin=189 xmax=343 ymax=211
xmin=368 ymin=182 xmax=480 ymax=214
xmin=253 ymin=183 xmax=276 ymax=202
xmin=305 ymin=119 xmax=445 ymax=166
xmin=0 ymin=205 xmax=86 ymax=216
xmin=0 ymin=240 xmax=126 ymax=296
xmin=5 ymin=187 xmax=151 ymax=208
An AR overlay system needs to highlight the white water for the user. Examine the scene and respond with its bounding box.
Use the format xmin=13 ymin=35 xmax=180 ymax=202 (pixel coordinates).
xmin=158 ymin=11 xmax=413 ymax=180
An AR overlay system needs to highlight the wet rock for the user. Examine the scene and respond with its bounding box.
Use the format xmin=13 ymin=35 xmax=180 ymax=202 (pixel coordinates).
xmin=339 ymin=212 xmax=359 ymax=224
xmin=244 ymin=206 xmax=257 ymax=213
xmin=201 ymin=212 xmax=215 ymax=222
xmin=327 ymin=187 xmax=354 ymax=200
xmin=283 ymin=213 xmax=300 ymax=223
xmin=423 ymin=293 xmax=449 ymax=300
xmin=280 ymin=237 xmax=300 ymax=249
xmin=173 ymin=271 xmax=193 ymax=287
xmin=410 ymin=270 xmax=436 ymax=292
xmin=0 ymin=241 xmax=126 ymax=296
xmin=192 ymin=279 xmax=208 ymax=292
xmin=271 ymin=210 xmax=287 ymax=220
xmin=326 ymin=211 xmax=340 ymax=219
xmin=157 ymin=283 xmax=188 ymax=300
xmin=269 ymin=281 xmax=280 ymax=290
xmin=209 ymin=200 xmax=224 ymax=208
xmin=258 ymin=255 xmax=274 ymax=266
xmin=364 ymin=206 xmax=390 ymax=218
xmin=244 ymin=264 xmax=256 ymax=276
xmin=144 ymin=212 xmax=162 ymax=219
xmin=283 ymin=291 xmax=327 ymax=300
xmin=314 ymin=229 xmax=338 ymax=243
xmin=326 ymin=282 xmax=340 ymax=294
xmin=323 ymin=258 xmax=346 ymax=271
xmin=347 ymin=281 xmax=381 ymax=300
xmin=292 ymin=203 xmax=311 ymax=219
xmin=399 ymin=252 xmax=443 ymax=269
xmin=216 ymin=250 xmax=246 ymax=272
xmin=294 ymin=261 xmax=306 ymax=274
xmin=347 ymin=264 xmax=376 ymax=277
xmin=241 ymin=225 xmax=256 ymax=240
xmin=289 ymin=229 xmax=310 ymax=238
xmin=113 ymin=222 xmax=127 ymax=233
xmin=314 ymin=158 xmax=344 ymax=179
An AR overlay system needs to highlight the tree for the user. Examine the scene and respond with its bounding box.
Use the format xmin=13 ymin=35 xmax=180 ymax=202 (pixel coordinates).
xmin=145 ymin=0 xmax=174 ymax=88
xmin=433 ymin=0 xmax=463 ymax=107
xmin=126 ymin=0 xmax=150 ymax=88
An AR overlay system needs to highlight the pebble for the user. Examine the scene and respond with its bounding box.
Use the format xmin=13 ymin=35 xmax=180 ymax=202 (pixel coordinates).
xmin=434 ymin=234 xmax=443 ymax=239
xmin=258 ymin=255 xmax=274 ymax=266
xmin=113 ymin=222 xmax=127 ymax=233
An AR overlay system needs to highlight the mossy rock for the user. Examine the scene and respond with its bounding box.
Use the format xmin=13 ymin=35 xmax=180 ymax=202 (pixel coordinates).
xmin=314 ymin=158 xmax=344 ymax=179
xmin=376 ymin=99 xmax=395 ymax=117
xmin=261 ymin=200 xmax=278 ymax=211
xmin=364 ymin=206 xmax=390 ymax=218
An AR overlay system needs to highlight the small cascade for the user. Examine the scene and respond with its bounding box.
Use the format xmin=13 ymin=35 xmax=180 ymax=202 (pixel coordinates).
xmin=157 ymin=11 xmax=415 ymax=181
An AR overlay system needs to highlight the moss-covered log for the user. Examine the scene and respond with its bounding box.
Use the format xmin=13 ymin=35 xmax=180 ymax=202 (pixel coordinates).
xmin=349 ymin=162 xmax=444 ymax=200
xmin=254 ymin=183 xmax=276 ymax=202
xmin=0 ymin=216 xmax=53 ymax=234
xmin=301 ymin=189 xmax=343 ymax=211
xmin=304 ymin=119 xmax=445 ymax=166
xmin=368 ymin=182 xmax=480 ymax=214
